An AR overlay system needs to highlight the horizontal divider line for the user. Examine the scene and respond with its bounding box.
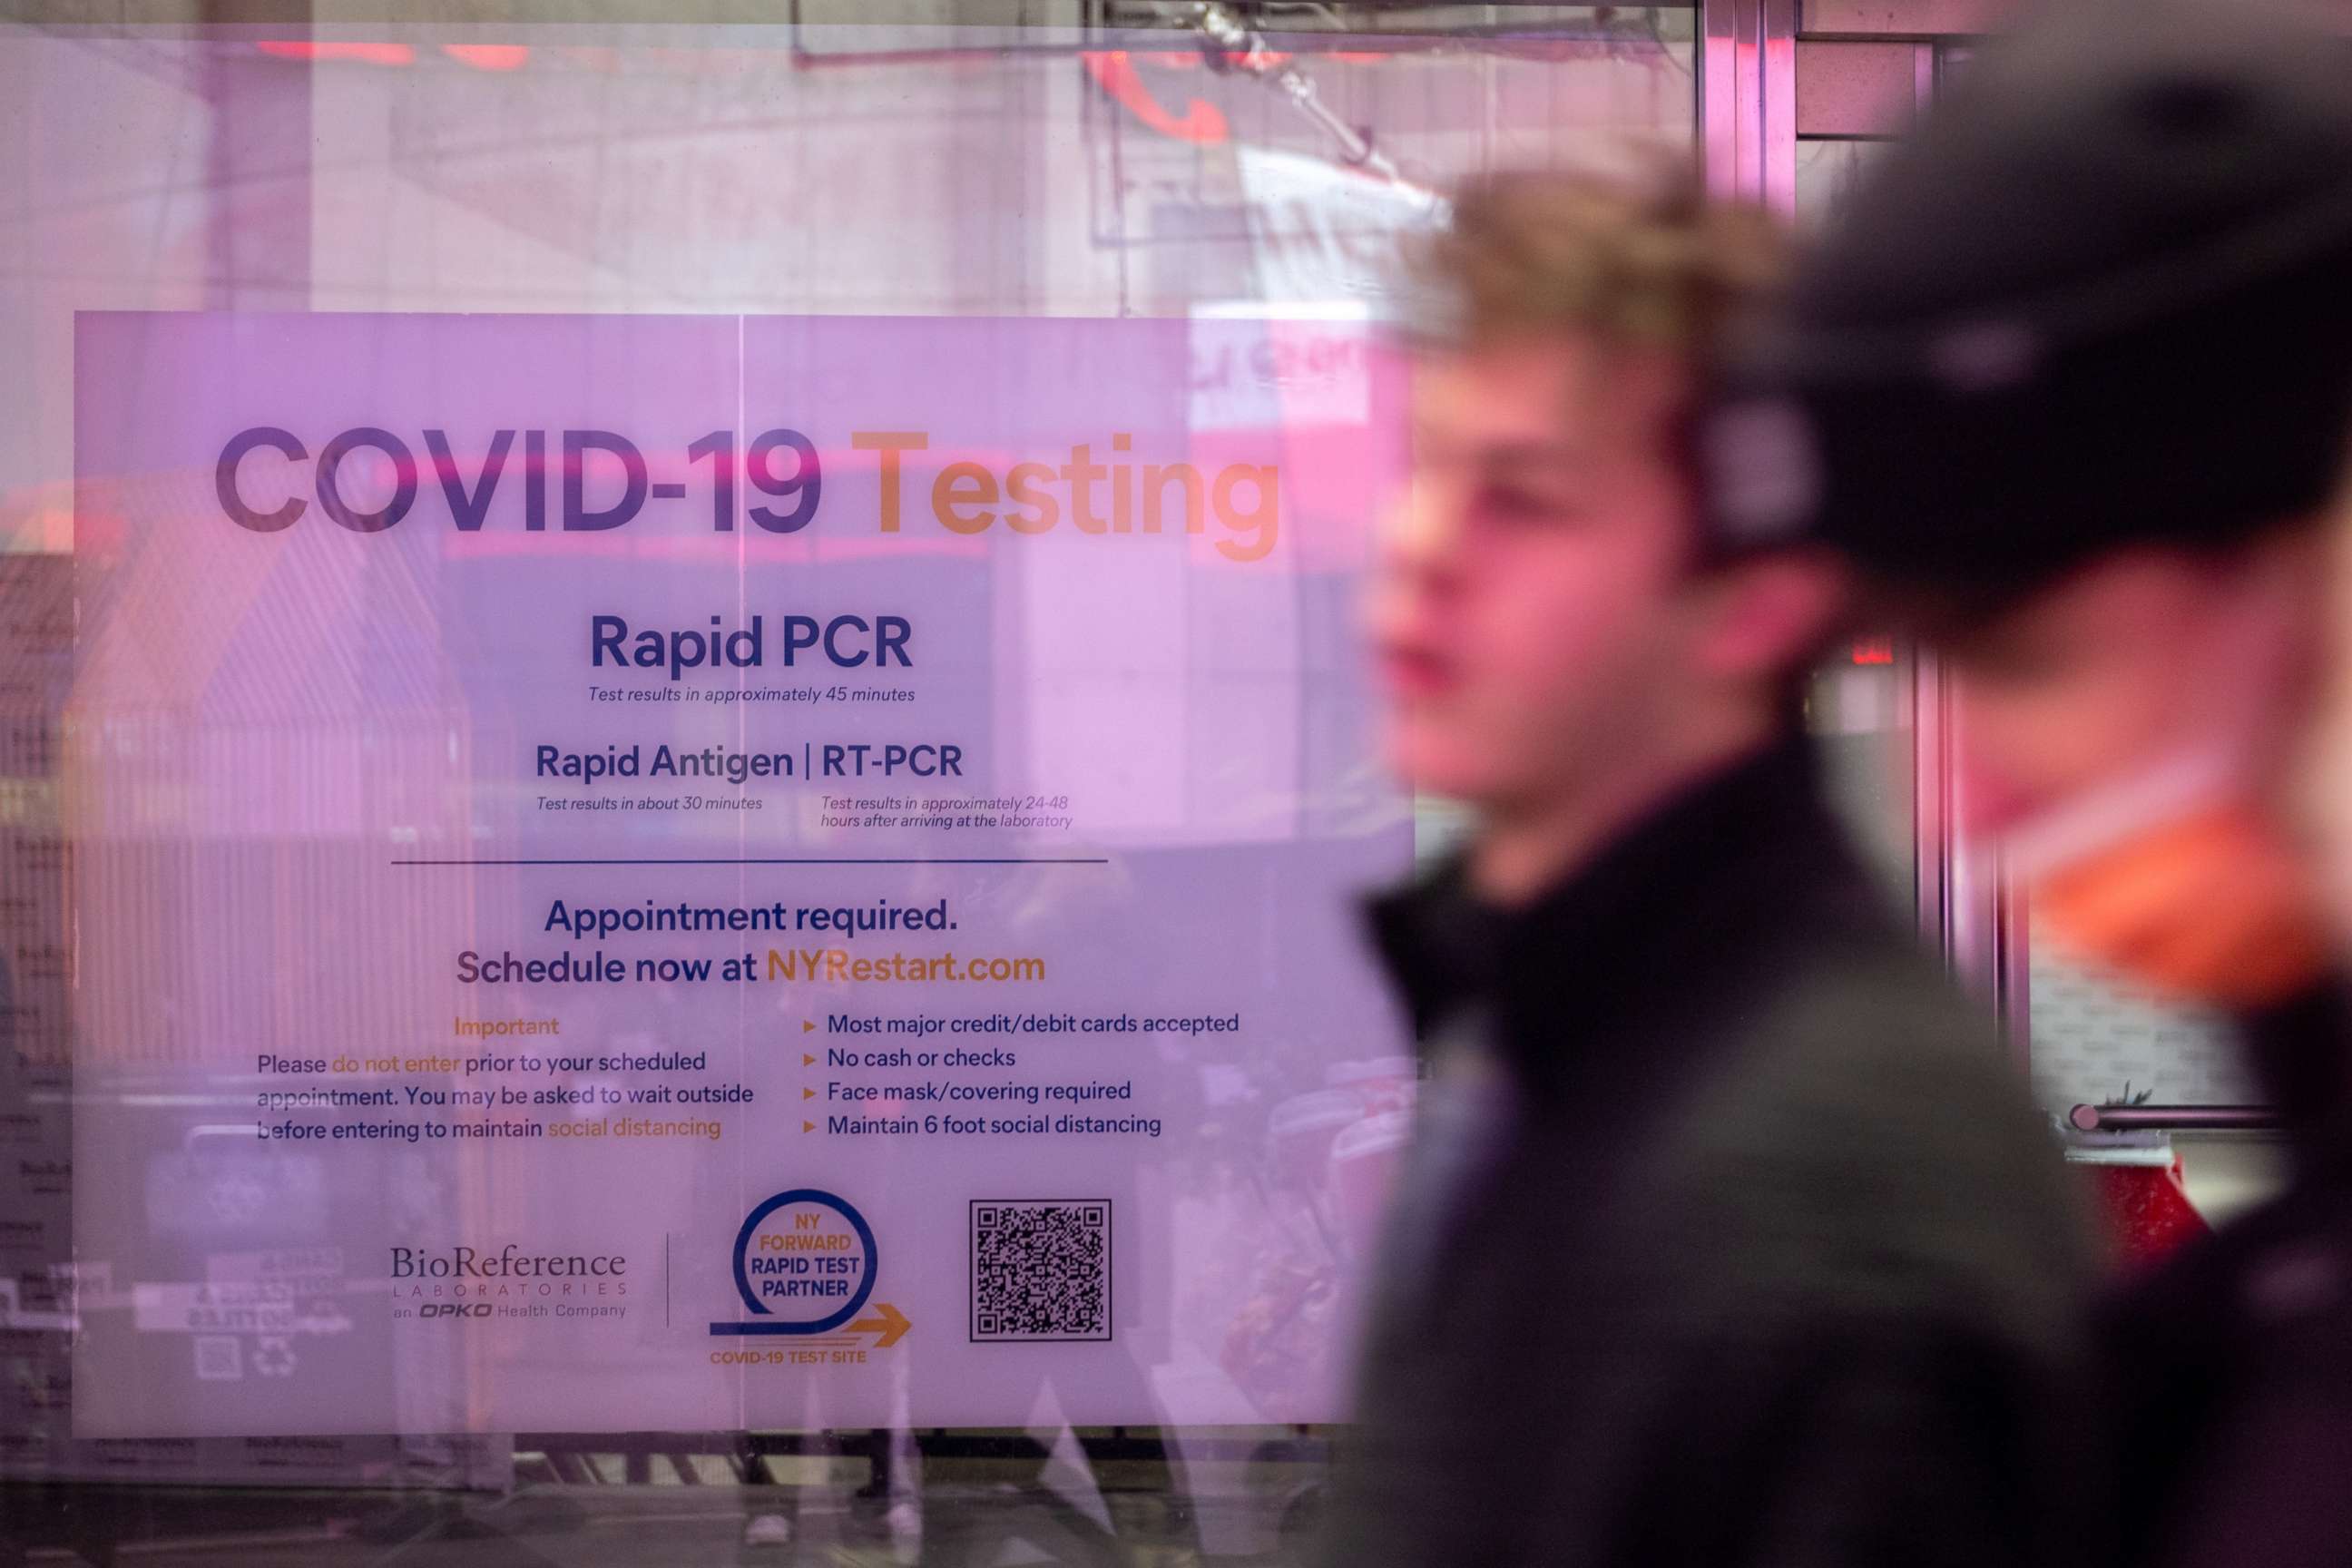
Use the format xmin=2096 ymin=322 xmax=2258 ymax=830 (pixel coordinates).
xmin=391 ymin=857 xmax=1110 ymax=866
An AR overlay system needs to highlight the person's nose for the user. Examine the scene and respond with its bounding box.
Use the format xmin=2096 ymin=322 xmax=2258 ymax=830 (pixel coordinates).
xmin=1382 ymin=471 xmax=1470 ymax=590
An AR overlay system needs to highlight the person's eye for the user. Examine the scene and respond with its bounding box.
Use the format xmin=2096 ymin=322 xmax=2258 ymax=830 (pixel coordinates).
xmin=1959 ymin=633 xmax=2064 ymax=685
xmin=1478 ymin=485 xmax=1578 ymax=524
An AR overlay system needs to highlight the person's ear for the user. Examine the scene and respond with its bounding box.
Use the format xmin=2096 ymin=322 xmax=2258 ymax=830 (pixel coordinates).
xmin=1691 ymin=549 xmax=1850 ymax=682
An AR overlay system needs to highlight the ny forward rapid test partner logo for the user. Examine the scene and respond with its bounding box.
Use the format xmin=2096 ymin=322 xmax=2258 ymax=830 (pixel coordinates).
xmin=711 ymin=1189 xmax=908 ymax=1347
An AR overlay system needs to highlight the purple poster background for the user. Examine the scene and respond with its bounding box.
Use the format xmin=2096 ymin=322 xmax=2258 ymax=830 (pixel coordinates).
xmin=68 ymin=310 xmax=1412 ymax=1436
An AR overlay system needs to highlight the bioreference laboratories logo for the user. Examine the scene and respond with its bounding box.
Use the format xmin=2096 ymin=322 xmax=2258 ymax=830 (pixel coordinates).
xmin=389 ymin=1243 xmax=630 ymax=1326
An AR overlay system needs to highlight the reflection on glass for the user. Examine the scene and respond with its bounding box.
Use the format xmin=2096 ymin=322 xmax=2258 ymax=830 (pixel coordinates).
xmin=4 ymin=12 xmax=1697 ymax=1562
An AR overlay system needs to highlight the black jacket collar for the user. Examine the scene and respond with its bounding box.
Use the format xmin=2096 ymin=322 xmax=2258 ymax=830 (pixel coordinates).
xmin=2242 ymin=979 xmax=2352 ymax=1177
xmin=1369 ymin=736 xmax=1881 ymax=1088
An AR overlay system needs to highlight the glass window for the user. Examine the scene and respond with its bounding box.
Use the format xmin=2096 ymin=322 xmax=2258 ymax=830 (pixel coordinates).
xmin=4 ymin=7 xmax=1703 ymax=1563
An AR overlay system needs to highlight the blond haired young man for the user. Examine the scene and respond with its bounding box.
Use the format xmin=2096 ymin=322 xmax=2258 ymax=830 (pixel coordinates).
xmin=1318 ymin=170 xmax=2093 ymax=1568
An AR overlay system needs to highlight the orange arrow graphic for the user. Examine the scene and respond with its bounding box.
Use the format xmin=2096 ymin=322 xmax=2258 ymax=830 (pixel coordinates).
xmin=802 ymin=1020 xmax=817 ymax=1034
xmin=802 ymin=1120 xmax=815 ymax=1132
xmin=850 ymin=1301 xmax=912 ymax=1348
xmin=802 ymin=1054 xmax=815 ymax=1066
xmin=802 ymin=1086 xmax=816 ymax=1100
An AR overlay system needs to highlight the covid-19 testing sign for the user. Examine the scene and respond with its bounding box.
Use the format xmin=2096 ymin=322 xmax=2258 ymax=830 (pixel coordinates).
xmin=66 ymin=310 xmax=1413 ymax=1436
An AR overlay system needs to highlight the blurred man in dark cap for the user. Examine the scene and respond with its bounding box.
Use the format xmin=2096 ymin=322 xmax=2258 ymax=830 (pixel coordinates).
xmin=1703 ymin=2 xmax=2352 ymax=1562
xmin=1317 ymin=164 xmax=2093 ymax=1568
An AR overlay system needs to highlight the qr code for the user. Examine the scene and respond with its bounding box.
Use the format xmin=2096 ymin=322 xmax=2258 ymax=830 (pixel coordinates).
xmin=971 ymin=1200 xmax=1112 ymax=1342
xmin=193 ymin=1336 xmax=243 ymax=1382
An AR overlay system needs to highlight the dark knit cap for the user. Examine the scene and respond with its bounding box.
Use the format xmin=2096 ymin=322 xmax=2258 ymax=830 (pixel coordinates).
xmin=1700 ymin=0 xmax=2352 ymax=606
